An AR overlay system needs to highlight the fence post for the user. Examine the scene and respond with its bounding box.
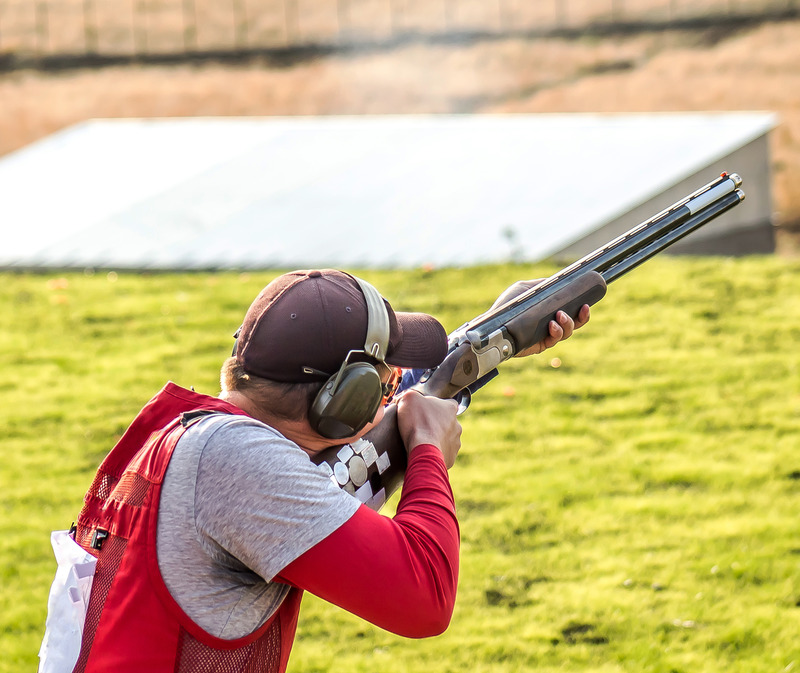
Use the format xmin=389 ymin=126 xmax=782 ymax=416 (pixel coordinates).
xmin=233 ymin=0 xmax=247 ymax=48
xmin=36 ymin=1 xmax=50 ymax=55
xmin=83 ymin=0 xmax=98 ymax=54
xmin=132 ymin=0 xmax=147 ymax=55
xmin=182 ymin=0 xmax=197 ymax=52
xmin=444 ymin=0 xmax=455 ymax=29
xmin=556 ymin=0 xmax=567 ymax=27
xmin=35 ymin=1 xmax=48 ymax=55
xmin=284 ymin=0 xmax=298 ymax=43
xmin=336 ymin=0 xmax=347 ymax=40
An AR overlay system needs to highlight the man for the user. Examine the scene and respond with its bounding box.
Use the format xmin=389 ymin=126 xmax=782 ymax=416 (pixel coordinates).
xmin=55 ymin=269 xmax=587 ymax=673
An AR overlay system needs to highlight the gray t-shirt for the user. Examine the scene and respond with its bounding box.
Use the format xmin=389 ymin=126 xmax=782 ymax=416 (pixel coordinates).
xmin=156 ymin=413 xmax=360 ymax=639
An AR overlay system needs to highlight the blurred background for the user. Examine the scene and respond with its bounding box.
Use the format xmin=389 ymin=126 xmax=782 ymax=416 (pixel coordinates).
xmin=1 ymin=0 xmax=799 ymax=256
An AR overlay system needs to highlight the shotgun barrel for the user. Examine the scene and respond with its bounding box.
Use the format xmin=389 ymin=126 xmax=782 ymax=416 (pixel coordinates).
xmin=461 ymin=173 xmax=743 ymax=349
xmin=313 ymin=173 xmax=746 ymax=510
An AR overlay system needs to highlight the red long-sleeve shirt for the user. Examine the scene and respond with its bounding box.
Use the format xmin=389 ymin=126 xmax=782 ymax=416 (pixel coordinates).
xmin=277 ymin=444 xmax=460 ymax=637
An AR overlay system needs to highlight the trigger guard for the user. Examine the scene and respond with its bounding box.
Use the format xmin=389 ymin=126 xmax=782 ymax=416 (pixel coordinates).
xmin=454 ymin=389 xmax=472 ymax=416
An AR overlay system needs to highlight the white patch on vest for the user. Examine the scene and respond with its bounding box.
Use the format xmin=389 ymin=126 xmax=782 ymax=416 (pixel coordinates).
xmin=347 ymin=455 xmax=368 ymax=487
xmin=350 ymin=438 xmax=370 ymax=454
xmin=361 ymin=444 xmax=379 ymax=467
xmin=367 ymin=488 xmax=387 ymax=511
xmin=376 ymin=451 xmax=391 ymax=475
xmin=333 ymin=462 xmax=350 ymax=485
xmin=355 ymin=481 xmax=373 ymax=503
xmin=337 ymin=445 xmax=354 ymax=462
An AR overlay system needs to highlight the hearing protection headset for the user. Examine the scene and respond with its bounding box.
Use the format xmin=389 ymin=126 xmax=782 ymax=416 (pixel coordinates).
xmin=308 ymin=276 xmax=391 ymax=440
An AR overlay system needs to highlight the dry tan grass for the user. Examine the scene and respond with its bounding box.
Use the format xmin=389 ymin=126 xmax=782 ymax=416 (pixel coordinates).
xmin=1 ymin=19 xmax=798 ymax=252
xmin=0 ymin=31 xmax=681 ymax=154
xmin=490 ymin=20 xmax=800 ymax=239
xmin=0 ymin=0 xmax=789 ymax=54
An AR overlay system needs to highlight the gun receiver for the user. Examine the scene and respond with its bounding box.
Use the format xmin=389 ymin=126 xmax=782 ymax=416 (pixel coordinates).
xmin=313 ymin=173 xmax=745 ymax=509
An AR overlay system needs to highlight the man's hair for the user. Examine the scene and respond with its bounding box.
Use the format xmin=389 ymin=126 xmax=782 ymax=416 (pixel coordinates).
xmin=220 ymin=357 xmax=322 ymax=422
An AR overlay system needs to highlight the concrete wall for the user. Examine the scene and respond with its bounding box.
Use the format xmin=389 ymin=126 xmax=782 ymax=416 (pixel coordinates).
xmin=552 ymin=132 xmax=774 ymax=261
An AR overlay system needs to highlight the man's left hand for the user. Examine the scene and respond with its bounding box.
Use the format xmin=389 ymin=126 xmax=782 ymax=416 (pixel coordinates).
xmin=489 ymin=278 xmax=591 ymax=358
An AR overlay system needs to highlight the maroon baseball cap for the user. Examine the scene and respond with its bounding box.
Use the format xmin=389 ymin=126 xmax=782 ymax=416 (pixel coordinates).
xmin=235 ymin=269 xmax=448 ymax=382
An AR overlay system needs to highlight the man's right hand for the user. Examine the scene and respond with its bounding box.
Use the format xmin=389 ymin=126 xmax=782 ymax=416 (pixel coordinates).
xmin=395 ymin=391 xmax=461 ymax=469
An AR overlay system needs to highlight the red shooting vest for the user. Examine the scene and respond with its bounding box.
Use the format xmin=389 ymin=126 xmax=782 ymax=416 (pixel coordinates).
xmin=71 ymin=382 xmax=303 ymax=673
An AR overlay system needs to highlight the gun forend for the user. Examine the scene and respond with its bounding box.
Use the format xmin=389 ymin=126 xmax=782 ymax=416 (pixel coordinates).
xmin=498 ymin=269 xmax=607 ymax=355
xmin=416 ymin=270 xmax=607 ymax=396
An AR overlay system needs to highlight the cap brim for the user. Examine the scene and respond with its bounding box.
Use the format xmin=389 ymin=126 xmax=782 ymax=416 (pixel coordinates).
xmin=386 ymin=312 xmax=448 ymax=369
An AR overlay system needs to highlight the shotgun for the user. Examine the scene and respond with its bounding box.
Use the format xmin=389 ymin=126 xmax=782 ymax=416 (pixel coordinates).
xmin=313 ymin=172 xmax=745 ymax=510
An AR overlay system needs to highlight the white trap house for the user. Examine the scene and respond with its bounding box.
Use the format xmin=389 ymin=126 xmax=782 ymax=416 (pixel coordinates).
xmin=0 ymin=112 xmax=775 ymax=271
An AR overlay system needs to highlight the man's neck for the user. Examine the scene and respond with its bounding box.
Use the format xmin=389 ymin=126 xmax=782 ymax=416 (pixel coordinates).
xmin=218 ymin=389 xmax=334 ymax=456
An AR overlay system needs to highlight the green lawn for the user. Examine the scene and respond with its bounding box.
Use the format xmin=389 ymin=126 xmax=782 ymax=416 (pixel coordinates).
xmin=1 ymin=257 xmax=799 ymax=672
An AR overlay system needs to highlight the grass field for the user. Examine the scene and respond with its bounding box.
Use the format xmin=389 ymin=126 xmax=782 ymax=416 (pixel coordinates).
xmin=2 ymin=258 xmax=799 ymax=672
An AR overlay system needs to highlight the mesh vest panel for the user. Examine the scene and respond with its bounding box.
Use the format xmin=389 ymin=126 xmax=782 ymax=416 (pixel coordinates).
xmin=71 ymin=402 xmax=300 ymax=673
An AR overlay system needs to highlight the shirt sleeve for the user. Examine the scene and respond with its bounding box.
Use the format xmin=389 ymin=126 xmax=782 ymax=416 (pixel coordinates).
xmin=192 ymin=416 xmax=361 ymax=582
xmin=276 ymin=444 xmax=460 ymax=638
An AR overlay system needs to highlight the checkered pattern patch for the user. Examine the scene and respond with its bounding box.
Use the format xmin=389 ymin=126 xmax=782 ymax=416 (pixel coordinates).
xmin=317 ymin=438 xmax=390 ymax=511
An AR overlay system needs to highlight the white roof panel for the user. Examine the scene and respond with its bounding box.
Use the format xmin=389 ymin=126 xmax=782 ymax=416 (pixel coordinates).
xmin=0 ymin=113 xmax=775 ymax=270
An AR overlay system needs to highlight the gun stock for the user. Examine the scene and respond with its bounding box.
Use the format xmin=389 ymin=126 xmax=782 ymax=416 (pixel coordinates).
xmin=313 ymin=173 xmax=745 ymax=511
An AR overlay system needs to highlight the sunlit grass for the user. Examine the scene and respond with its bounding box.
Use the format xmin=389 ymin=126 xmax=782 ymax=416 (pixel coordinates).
xmin=2 ymin=257 xmax=799 ymax=672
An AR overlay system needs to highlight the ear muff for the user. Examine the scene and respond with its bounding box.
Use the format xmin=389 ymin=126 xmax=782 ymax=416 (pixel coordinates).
xmin=308 ymin=277 xmax=390 ymax=440
xmin=308 ymin=363 xmax=383 ymax=439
